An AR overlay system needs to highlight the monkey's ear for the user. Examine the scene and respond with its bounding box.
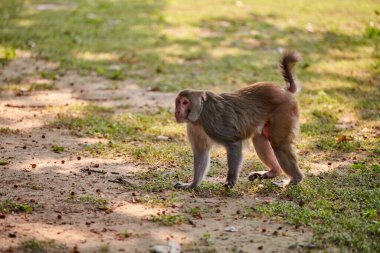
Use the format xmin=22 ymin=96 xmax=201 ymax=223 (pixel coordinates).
xmin=201 ymin=92 xmax=207 ymax=102
xmin=187 ymin=92 xmax=206 ymax=122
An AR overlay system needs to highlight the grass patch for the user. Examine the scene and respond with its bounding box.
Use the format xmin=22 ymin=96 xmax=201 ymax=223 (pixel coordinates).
xmin=150 ymin=212 xmax=188 ymax=226
xmin=40 ymin=70 xmax=61 ymax=80
xmin=100 ymin=244 xmax=110 ymax=253
xmin=0 ymin=0 xmax=377 ymax=94
xmin=0 ymin=160 xmax=10 ymax=166
xmin=29 ymin=183 xmax=43 ymax=191
xmin=51 ymin=145 xmax=64 ymax=153
xmin=28 ymin=83 xmax=57 ymax=91
xmin=120 ymin=167 xmax=188 ymax=193
xmin=52 ymin=104 xmax=182 ymax=140
xmin=0 ymin=82 xmax=56 ymax=92
xmin=185 ymin=206 xmax=210 ymax=220
xmin=78 ymin=195 xmax=111 ymax=212
xmin=19 ymin=239 xmax=68 ymax=253
xmin=0 ymin=46 xmax=16 ymax=65
xmin=0 ymin=199 xmax=33 ymax=213
xmin=52 ymin=104 xmax=187 ymax=164
xmin=0 ymin=127 xmax=20 ymax=134
xmin=139 ymin=192 xmax=178 ymax=208
xmin=255 ymin=162 xmax=380 ymax=252
xmin=191 ymin=181 xmax=249 ymax=197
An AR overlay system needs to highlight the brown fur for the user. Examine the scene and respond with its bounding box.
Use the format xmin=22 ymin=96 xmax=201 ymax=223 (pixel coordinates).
xmin=174 ymin=51 xmax=303 ymax=189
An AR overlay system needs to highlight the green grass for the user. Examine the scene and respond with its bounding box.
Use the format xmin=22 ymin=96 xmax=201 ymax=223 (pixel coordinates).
xmin=0 ymin=199 xmax=33 ymax=213
xmin=51 ymin=145 xmax=64 ymax=153
xmin=0 ymin=127 xmax=20 ymax=134
xmin=51 ymin=104 xmax=187 ymax=164
xmin=150 ymin=212 xmax=188 ymax=226
xmin=0 ymin=160 xmax=10 ymax=166
xmin=100 ymin=244 xmax=110 ymax=253
xmin=0 ymin=0 xmax=378 ymax=93
xmin=77 ymin=195 xmax=111 ymax=212
xmin=0 ymin=82 xmax=56 ymax=92
xmin=1 ymin=0 xmax=380 ymax=252
xmin=19 ymin=239 xmax=68 ymax=253
xmin=141 ymin=193 xmax=178 ymax=208
xmin=254 ymin=163 xmax=380 ymax=252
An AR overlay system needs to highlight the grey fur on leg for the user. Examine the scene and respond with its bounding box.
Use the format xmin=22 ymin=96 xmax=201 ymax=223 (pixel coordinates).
xmin=174 ymin=149 xmax=210 ymax=189
xmin=174 ymin=124 xmax=212 ymax=190
xmin=224 ymin=142 xmax=243 ymax=188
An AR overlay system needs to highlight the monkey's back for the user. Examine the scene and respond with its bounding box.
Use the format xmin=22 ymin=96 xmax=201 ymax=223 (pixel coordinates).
xmin=200 ymin=82 xmax=298 ymax=143
xmin=235 ymin=82 xmax=294 ymax=105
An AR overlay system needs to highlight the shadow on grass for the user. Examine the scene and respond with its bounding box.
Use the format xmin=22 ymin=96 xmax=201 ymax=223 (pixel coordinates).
xmin=0 ymin=0 xmax=167 ymax=79
xmin=1 ymin=1 xmax=378 ymax=121
xmin=0 ymin=1 xmax=377 ymax=89
xmin=6 ymin=1 xmax=379 ymax=118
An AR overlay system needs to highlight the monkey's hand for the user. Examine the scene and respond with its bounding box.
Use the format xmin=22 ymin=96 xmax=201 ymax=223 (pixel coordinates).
xmin=174 ymin=182 xmax=196 ymax=189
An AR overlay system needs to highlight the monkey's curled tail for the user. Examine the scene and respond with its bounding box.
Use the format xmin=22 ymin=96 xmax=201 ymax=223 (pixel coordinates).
xmin=280 ymin=50 xmax=301 ymax=93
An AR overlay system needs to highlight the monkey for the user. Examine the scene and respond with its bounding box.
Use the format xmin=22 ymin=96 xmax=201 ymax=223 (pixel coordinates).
xmin=174 ymin=50 xmax=304 ymax=189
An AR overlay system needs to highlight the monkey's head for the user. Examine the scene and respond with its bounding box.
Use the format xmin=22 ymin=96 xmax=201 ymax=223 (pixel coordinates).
xmin=175 ymin=90 xmax=207 ymax=123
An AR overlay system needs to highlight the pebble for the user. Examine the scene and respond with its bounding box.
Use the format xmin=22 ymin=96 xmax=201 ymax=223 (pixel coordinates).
xmin=150 ymin=241 xmax=181 ymax=253
xmin=224 ymin=226 xmax=238 ymax=232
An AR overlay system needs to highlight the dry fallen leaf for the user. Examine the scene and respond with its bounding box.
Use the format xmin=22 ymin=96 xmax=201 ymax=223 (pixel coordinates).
xmin=337 ymin=135 xmax=352 ymax=142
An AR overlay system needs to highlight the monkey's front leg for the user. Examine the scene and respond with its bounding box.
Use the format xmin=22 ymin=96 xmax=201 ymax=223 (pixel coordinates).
xmin=174 ymin=150 xmax=210 ymax=189
xmin=224 ymin=142 xmax=243 ymax=188
xmin=175 ymin=123 xmax=212 ymax=189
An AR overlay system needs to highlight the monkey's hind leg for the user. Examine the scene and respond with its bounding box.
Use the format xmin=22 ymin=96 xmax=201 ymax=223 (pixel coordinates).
xmin=272 ymin=143 xmax=304 ymax=186
xmin=268 ymin=102 xmax=304 ymax=186
xmin=248 ymin=134 xmax=282 ymax=182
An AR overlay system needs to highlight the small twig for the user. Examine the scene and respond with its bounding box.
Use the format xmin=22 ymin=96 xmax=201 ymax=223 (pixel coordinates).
xmin=108 ymin=177 xmax=133 ymax=185
xmin=80 ymin=168 xmax=107 ymax=174
xmin=188 ymin=218 xmax=197 ymax=227
xmin=5 ymin=104 xmax=46 ymax=108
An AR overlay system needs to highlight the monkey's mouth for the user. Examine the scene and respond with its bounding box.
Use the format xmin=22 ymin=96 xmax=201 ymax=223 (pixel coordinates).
xmin=175 ymin=113 xmax=184 ymax=123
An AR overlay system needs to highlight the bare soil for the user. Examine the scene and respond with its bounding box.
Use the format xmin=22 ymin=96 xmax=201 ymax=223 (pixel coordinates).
xmin=0 ymin=52 xmax=312 ymax=252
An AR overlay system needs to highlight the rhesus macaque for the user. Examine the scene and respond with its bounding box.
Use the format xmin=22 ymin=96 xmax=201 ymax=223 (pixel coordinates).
xmin=174 ymin=50 xmax=304 ymax=189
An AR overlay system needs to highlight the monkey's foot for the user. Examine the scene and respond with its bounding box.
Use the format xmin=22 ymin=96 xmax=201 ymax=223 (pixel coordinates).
xmin=174 ymin=182 xmax=195 ymax=189
xmin=223 ymin=181 xmax=236 ymax=189
xmin=272 ymin=180 xmax=290 ymax=188
xmin=248 ymin=171 xmax=280 ymax=181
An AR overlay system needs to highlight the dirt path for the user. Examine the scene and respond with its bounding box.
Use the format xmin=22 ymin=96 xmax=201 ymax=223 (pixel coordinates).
xmin=0 ymin=52 xmax=312 ymax=252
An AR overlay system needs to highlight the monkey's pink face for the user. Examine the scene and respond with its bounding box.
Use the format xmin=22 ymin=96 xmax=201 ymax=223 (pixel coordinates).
xmin=175 ymin=96 xmax=191 ymax=123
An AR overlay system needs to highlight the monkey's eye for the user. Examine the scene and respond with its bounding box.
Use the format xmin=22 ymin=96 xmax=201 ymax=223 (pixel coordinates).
xmin=182 ymin=100 xmax=189 ymax=105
